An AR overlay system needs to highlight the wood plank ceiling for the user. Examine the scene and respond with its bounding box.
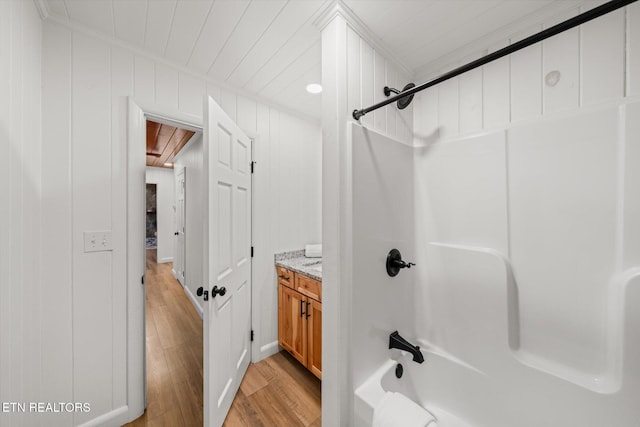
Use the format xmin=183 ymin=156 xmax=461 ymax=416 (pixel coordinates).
xmin=45 ymin=0 xmax=328 ymax=118
xmin=43 ymin=0 xmax=597 ymax=119
xmin=146 ymin=120 xmax=194 ymax=168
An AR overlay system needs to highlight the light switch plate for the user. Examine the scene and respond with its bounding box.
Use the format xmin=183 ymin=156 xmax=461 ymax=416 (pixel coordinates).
xmin=83 ymin=231 xmax=113 ymax=252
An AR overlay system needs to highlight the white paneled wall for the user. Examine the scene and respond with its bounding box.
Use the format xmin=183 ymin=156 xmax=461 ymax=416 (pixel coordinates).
xmin=346 ymin=25 xmax=413 ymax=144
xmin=146 ymin=167 xmax=175 ymax=264
xmin=254 ymin=102 xmax=322 ymax=356
xmin=414 ymin=4 xmax=637 ymax=141
xmin=41 ymin=19 xmax=321 ymax=426
xmin=0 ymin=1 xmax=42 ymax=426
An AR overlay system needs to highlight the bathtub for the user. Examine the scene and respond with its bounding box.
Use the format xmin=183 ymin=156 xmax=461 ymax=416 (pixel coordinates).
xmin=354 ymin=350 xmax=476 ymax=427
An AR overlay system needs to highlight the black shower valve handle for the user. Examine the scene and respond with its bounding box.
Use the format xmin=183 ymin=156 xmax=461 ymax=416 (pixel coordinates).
xmin=393 ymin=259 xmax=415 ymax=269
xmin=386 ymin=249 xmax=416 ymax=277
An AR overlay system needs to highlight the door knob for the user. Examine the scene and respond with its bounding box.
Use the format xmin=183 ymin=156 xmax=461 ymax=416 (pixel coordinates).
xmin=174 ymin=232 xmax=179 ymax=235
xmin=197 ymin=287 xmax=209 ymax=301
xmin=212 ymin=286 xmax=227 ymax=297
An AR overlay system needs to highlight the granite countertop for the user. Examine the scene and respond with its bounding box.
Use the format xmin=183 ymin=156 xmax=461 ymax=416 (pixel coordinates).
xmin=275 ymin=250 xmax=322 ymax=281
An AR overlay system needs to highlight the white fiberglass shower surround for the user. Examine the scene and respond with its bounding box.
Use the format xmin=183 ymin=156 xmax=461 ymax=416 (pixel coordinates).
xmin=350 ymin=103 xmax=640 ymax=425
xmin=336 ymin=3 xmax=640 ymax=427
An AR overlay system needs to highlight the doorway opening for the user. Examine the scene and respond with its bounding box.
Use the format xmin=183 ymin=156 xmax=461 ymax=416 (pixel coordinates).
xmin=145 ymin=184 xmax=157 ymax=250
xmin=124 ymin=113 xmax=206 ymax=426
xmin=126 ymin=98 xmax=320 ymax=427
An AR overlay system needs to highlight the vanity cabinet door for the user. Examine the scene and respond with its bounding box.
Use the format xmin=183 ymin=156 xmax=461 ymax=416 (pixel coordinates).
xmin=306 ymin=298 xmax=322 ymax=379
xmin=278 ymin=284 xmax=307 ymax=365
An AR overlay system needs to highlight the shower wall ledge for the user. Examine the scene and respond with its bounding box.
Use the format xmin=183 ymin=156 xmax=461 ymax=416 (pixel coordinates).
xmin=425 ymin=242 xmax=639 ymax=394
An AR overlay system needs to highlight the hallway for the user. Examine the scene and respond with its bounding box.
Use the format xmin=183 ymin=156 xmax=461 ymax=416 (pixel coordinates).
xmin=125 ymin=250 xmax=321 ymax=426
xmin=125 ymin=250 xmax=204 ymax=426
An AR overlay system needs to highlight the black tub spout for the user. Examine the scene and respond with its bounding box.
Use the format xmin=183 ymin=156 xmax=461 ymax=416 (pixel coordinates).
xmin=389 ymin=331 xmax=424 ymax=364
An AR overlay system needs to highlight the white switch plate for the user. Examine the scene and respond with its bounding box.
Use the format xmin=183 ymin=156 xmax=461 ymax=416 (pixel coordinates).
xmin=83 ymin=231 xmax=113 ymax=252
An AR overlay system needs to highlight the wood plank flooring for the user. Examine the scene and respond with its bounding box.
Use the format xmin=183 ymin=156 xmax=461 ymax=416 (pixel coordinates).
xmin=124 ymin=249 xmax=203 ymax=427
xmin=123 ymin=249 xmax=321 ymax=427
xmin=225 ymin=352 xmax=321 ymax=426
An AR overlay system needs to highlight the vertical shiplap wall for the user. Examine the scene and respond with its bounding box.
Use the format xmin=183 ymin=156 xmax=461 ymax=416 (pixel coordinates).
xmin=346 ymin=25 xmax=413 ymax=144
xmin=41 ymin=19 xmax=321 ymax=426
xmin=0 ymin=1 xmax=42 ymax=426
xmin=414 ymin=4 xmax=638 ymax=141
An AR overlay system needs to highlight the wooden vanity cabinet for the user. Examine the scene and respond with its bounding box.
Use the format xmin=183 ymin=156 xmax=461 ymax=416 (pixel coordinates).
xmin=306 ymin=298 xmax=322 ymax=378
xmin=278 ymin=284 xmax=307 ymax=365
xmin=277 ymin=266 xmax=322 ymax=379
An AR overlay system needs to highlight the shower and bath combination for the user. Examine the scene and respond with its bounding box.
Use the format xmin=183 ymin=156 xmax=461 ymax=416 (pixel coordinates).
xmin=352 ymin=1 xmax=640 ymax=425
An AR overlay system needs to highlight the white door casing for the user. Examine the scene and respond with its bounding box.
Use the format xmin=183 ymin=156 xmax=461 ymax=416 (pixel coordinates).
xmin=127 ymin=98 xmax=146 ymax=418
xmin=175 ymin=166 xmax=186 ymax=286
xmin=203 ymin=95 xmax=252 ymax=427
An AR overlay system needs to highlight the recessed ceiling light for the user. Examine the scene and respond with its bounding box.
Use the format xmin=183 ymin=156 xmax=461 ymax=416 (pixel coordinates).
xmin=164 ymin=162 xmax=173 ymax=167
xmin=306 ymin=83 xmax=322 ymax=94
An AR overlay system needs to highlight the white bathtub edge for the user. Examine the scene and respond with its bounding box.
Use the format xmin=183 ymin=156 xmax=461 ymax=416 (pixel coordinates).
xmin=354 ymin=359 xmax=397 ymax=426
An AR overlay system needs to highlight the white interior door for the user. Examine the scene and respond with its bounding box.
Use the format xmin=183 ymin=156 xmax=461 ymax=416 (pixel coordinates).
xmin=203 ymin=96 xmax=252 ymax=427
xmin=174 ymin=166 xmax=186 ymax=286
xmin=127 ymin=97 xmax=146 ymax=417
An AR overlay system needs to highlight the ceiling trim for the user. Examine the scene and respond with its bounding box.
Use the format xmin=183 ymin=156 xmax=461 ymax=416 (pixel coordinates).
xmin=33 ymin=0 xmax=50 ymax=20
xmin=43 ymin=10 xmax=322 ymax=126
xmin=144 ymin=113 xmax=202 ymax=134
xmin=414 ymin=0 xmax=589 ymax=81
xmin=313 ymin=0 xmax=412 ymax=77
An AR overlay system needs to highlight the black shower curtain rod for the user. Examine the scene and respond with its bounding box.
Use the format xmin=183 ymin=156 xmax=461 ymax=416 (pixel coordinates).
xmin=352 ymin=0 xmax=637 ymax=121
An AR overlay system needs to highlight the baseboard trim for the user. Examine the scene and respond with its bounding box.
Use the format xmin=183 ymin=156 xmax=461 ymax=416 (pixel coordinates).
xmin=157 ymin=256 xmax=173 ymax=264
xmin=259 ymin=340 xmax=280 ymax=361
xmin=77 ymin=405 xmax=130 ymax=427
xmin=184 ymin=285 xmax=203 ymax=318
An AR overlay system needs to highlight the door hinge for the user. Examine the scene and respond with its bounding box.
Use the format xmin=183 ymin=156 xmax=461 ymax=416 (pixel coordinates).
xmin=251 ymin=246 xmax=254 ymax=258
xmin=141 ymin=275 xmax=144 ymax=285
xmin=250 ymin=330 xmax=254 ymax=342
xmin=250 ymin=161 xmax=256 ymax=174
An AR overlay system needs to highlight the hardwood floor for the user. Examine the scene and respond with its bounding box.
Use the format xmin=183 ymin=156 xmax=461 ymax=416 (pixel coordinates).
xmin=124 ymin=249 xmax=321 ymax=427
xmin=124 ymin=249 xmax=203 ymax=427
xmin=225 ymin=351 xmax=321 ymax=426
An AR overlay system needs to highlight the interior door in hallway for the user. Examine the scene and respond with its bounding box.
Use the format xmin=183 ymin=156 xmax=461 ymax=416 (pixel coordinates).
xmin=174 ymin=166 xmax=186 ymax=286
xmin=203 ymin=95 xmax=252 ymax=427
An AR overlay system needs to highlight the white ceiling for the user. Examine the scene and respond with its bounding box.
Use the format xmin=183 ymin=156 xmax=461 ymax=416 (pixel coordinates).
xmin=43 ymin=0 xmax=598 ymax=120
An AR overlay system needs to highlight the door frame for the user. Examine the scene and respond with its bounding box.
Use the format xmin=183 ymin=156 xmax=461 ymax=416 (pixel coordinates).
xmin=125 ymin=98 xmax=257 ymax=422
xmin=173 ymin=165 xmax=187 ymax=287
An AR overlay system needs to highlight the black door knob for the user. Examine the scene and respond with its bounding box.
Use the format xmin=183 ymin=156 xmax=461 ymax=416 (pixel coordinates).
xmin=212 ymin=286 xmax=227 ymax=297
xmin=196 ymin=287 xmax=208 ymax=301
xmin=174 ymin=232 xmax=179 ymax=235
